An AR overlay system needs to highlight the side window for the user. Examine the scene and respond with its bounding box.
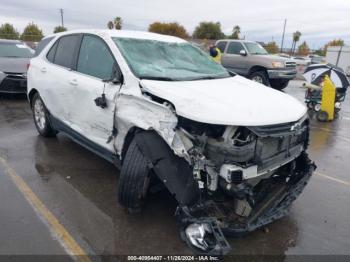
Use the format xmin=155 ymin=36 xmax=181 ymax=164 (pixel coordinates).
xmin=35 ymin=36 xmax=54 ymax=57
xmin=227 ymin=42 xmax=244 ymax=55
xmin=46 ymin=40 xmax=58 ymax=63
xmin=54 ymin=35 xmax=80 ymax=68
xmin=216 ymin=41 xmax=227 ymax=53
xmin=77 ymin=35 xmax=115 ymax=79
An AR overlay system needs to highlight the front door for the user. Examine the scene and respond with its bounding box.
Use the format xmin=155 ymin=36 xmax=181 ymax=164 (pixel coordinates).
xmin=221 ymin=42 xmax=248 ymax=75
xmin=67 ymin=34 xmax=121 ymax=152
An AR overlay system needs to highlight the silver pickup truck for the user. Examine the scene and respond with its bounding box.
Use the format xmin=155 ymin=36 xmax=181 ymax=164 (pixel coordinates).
xmin=216 ymin=40 xmax=297 ymax=90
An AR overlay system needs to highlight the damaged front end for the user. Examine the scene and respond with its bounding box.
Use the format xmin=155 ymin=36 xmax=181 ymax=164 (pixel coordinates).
xmin=119 ymin=92 xmax=315 ymax=255
xmin=157 ymin=115 xmax=315 ymax=255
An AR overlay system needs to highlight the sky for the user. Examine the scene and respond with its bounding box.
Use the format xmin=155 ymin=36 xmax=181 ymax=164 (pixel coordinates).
xmin=1 ymin=0 xmax=350 ymax=49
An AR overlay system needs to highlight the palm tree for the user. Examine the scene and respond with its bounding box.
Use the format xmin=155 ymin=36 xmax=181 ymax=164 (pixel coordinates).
xmin=107 ymin=21 xmax=114 ymax=29
xmin=114 ymin=17 xmax=122 ymax=30
xmin=231 ymin=25 xmax=241 ymax=39
xmin=292 ymin=31 xmax=301 ymax=54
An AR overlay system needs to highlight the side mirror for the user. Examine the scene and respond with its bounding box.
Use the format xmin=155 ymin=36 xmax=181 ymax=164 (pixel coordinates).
xmin=240 ymin=49 xmax=247 ymax=56
xmin=103 ymin=64 xmax=123 ymax=84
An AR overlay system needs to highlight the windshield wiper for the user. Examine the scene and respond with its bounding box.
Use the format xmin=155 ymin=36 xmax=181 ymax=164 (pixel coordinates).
xmin=140 ymin=76 xmax=175 ymax=81
xmin=191 ymin=75 xmax=231 ymax=81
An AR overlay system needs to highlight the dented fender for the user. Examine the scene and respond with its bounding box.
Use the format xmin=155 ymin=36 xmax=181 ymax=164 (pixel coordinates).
xmin=133 ymin=130 xmax=200 ymax=206
xmin=114 ymin=94 xmax=191 ymax=161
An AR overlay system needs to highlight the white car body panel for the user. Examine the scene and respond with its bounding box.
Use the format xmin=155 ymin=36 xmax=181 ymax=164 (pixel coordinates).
xmin=28 ymin=29 xmax=307 ymax=156
xmin=141 ymin=75 xmax=306 ymax=126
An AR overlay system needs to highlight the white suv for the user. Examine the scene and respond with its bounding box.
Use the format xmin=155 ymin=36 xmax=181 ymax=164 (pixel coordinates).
xmin=28 ymin=30 xmax=315 ymax=255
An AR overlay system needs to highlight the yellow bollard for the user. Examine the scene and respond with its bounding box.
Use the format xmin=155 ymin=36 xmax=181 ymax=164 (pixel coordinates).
xmin=318 ymin=75 xmax=336 ymax=121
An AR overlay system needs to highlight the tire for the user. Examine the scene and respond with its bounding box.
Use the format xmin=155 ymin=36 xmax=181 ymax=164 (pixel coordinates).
xmin=317 ymin=110 xmax=329 ymax=122
xmin=314 ymin=103 xmax=321 ymax=112
xmin=249 ymin=71 xmax=270 ymax=86
xmin=270 ymin=79 xmax=289 ymax=90
xmin=31 ymin=93 xmax=57 ymax=137
xmin=118 ymin=139 xmax=151 ymax=213
xmin=306 ymin=102 xmax=314 ymax=110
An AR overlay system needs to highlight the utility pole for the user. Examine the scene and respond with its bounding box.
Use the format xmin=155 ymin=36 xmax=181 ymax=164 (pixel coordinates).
xmin=59 ymin=8 xmax=64 ymax=27
xmin=280 ymin=19 xmax=287 ymax=53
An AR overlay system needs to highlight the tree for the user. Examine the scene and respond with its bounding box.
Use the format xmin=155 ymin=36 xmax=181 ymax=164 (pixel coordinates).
xmin=193 ymin=22 xmax=225 ymax=39
xmin=297 ymin=41 xmax=310 ymax=56
xmin=0 ymin=23 xmax=19 ymax=40
xmin=148 ymin=22 xmax=189 ymax=38
xmin=323 ymin=39 xmax=345 ymax=55
xmin=265 ymin=41 xmax=279 ymax=54
xmin=314 ymin=48 xmax=325 ymax=56
xmin=325 ymin=39 xmax=345 ymax=47
xmin=229 ymin=25 xmax=241 ymax=39
xmin=291 ymin=31 xmax=301 ymax=54
xmin=21 ymin=22 xmax=43 ymax=42
xmin=114 ymin=17 xmax=122 ymax=30
xmin=107 ymin=21 xmax=114 ymax=29
xmin=53 ymin=25 xmax=67 ymax=33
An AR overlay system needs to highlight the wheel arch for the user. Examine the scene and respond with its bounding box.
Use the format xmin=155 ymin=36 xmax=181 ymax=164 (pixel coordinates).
xmin=123 ymin=129 xmax=200 ymax=206
xmin=248 ymin=65 xmax=268 ymax=76
xmin=28 ymin=88 xmax=39 ymax=107
xmin=121 ymin=126 xmax=144 ymax=162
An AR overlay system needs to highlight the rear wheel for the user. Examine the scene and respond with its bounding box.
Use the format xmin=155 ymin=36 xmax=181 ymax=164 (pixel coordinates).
xmin=118 ymin=139 xmax=151 ymax=213
xmin=317 ymin=110 xmax=329 ymax=122
xmin=270 ymin=79 xmax=289 ymax=90
xmin=32 ymin=93 xmax=57 ymax=137
xmin=249 ymin=71 xmax=270 ymax=86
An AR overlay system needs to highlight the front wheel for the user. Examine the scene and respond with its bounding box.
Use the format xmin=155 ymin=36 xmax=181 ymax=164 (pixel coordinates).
xmin=249 ymin=71 xmax=270 ymax=86
xmin=118 ymin=139 xmax=151 ymax=213
xmin=32 ymin=93 xmax=57 ymax=137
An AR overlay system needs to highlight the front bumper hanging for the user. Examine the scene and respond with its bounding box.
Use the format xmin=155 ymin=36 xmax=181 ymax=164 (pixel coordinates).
xmin=176 ymin=153 xmax=316 ymax=255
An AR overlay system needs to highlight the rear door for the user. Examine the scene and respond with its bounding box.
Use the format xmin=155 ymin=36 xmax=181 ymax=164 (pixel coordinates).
xmin=38 ymin=34 xmax=82 ymax=126
xmin=66 ymin=34 xmax=121 ymax=151
xmin=221 ymin=41 xmax=248 ymax=75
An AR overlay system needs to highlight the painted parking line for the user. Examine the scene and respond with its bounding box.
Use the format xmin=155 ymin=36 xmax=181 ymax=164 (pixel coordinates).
xmin=0 ymin=156 xmax=91 ymax=262
xmin=315 ymin=171 xmax=350 ymax=187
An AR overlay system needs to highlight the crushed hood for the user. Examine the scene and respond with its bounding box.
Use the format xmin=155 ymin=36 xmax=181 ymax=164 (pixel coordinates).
xmin=140 ymin=76 xmax=306 ymax=126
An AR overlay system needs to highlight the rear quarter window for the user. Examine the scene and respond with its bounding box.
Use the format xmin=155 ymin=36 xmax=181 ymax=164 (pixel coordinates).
xmin=34 ymin=37 xmax=54 ymax=57
xmin=53 ymin=35 xmax=81 ymax=68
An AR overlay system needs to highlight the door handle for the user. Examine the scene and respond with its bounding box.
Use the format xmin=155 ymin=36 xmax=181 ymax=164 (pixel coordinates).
xmin=69 ymin=79 xmax=78 ymax=86
xmin=40 ymin=67 xmax=47 ymax=73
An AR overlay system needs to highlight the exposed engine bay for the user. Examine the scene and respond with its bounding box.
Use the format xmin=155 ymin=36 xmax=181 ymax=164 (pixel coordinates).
xmin=131 ymin=107 xmax=314 ymax=255
xmin=115 ymin=89 xmax=315 ymax=255
xmin=167 ymin=115 xmax=314 ymax=254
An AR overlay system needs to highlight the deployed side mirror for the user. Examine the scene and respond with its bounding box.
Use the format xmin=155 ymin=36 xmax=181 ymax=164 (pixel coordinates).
xmin=240 ymin=49 xmax=247 ymax=56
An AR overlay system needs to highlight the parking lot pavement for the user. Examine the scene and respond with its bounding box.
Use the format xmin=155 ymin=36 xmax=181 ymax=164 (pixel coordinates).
xmin=0 ymin=80 xmax=350 ymax=257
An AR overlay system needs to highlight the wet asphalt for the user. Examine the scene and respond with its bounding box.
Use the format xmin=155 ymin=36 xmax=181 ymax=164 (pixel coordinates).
xmin=0 ymin=80 xmax=350 ymax=258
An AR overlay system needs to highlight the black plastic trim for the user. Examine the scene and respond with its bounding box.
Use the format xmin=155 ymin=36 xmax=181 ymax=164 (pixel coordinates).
xmin=49 ymin=114 xmax=121 ymax=168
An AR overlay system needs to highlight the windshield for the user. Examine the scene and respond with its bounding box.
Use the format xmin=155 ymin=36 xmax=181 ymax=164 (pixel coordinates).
xmin=244 ymin=42 xmax=268 ymax=55
xmin=113 ymin=38 xmax=230 ymax=81
xmin=0 ymin=42 xmax=33 ymax=58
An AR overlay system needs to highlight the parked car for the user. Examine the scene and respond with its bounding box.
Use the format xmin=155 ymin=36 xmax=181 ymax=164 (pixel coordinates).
xmin=28 ymin=30 xmax=315 ymax=255
xmin=0 ymin=39 xmax=34 ymax=94
xmin=309 ymin=54 xmax=325 ymax=65
xmin=291 ymin=56 xmax=311 ymax=66
xmin=216 ymin=40 xmax=297 ymax=90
